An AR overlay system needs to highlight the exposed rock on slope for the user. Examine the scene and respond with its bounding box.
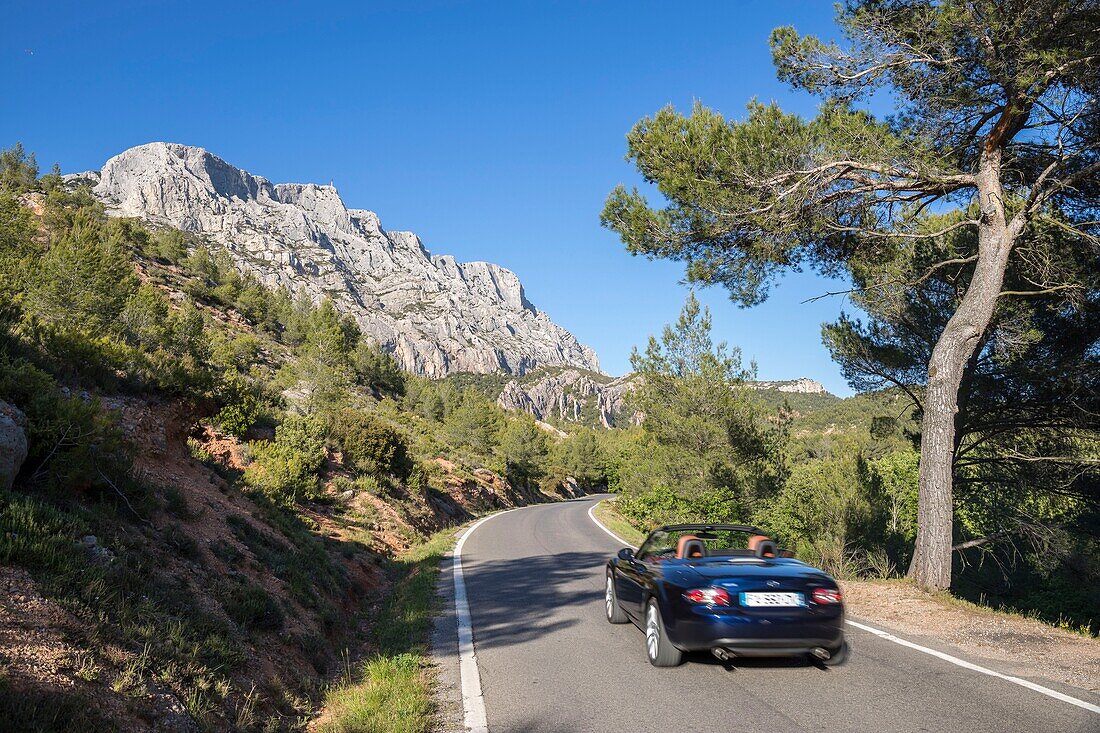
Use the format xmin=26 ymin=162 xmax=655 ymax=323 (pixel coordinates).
xmin=497 ymin=370 xmax=639 ymax=428
xmin=496 ymin=372 xmax=833 ymax=427
xmin=0 ymin=400 xmax=28 ymax=490
xmin=748 ymin=377 xmax=829 ymax=394
xmin=75 ymin=142 xmax=600 ymax=377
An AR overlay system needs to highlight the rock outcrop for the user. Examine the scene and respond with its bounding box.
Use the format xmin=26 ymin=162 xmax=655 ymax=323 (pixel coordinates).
xmin=497 ymin=370 xmax=639 ymax=428
xmin=73 ymin=143 xmax=600 ymax=378
xmin=496 ymin=373 xmax=832 ymax=427
xmin=748 ymin=377 xmax=829 ymax=395
xmin=0 ymin=401 xmax=28 ymax=490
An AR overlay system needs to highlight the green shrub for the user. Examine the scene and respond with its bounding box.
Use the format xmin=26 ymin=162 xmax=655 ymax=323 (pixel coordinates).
xmin=213 ymin=371 xmax=261 ymax=438
xmin=328 ymin=409 xmax=413 ymax=480
xmin=0 ymin=357 xmax=130 ymax=493
xmin=754 ymin=452 xmax=881 ymax=577
xmin=221 ymin=580 xmax=284 ymax=632
xmin=443 ymin=390 xmax=501 ymax=454
xmin=244 ymin=414 xmax=327 ymax=503
xmin=499 ymin=416 xmax=549 ymax=487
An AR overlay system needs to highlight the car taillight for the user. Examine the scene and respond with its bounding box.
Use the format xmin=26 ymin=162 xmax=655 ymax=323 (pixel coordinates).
xmin=683 ymin=587 xmax=730 ymax=606
xmin=811 ymin=588 xmax=842 ymax=604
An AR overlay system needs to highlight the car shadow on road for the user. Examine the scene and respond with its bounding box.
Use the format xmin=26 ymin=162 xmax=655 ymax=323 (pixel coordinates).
xmin=683 ymin=649 xmax=830 ymax=671
xmin=462 ymin=550 xmax=608 ymax=651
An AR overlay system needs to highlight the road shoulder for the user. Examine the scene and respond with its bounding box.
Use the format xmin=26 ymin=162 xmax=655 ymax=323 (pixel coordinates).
xmin=429 ymin=542 xmax=465 ymax=733
xmin=843 ymin=579 xmax=1100 ymax=697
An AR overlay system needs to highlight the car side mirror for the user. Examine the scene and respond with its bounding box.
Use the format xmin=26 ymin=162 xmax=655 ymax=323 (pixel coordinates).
xmin=617 ymin=548 xmax=635 ymax=561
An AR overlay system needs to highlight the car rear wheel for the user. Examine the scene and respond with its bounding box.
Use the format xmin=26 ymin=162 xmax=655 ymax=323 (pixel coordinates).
xmin=644 ymin=600 xmax=682 ymax=667
xmin=821 ymin=641 xmax=849 ymax=667
xmin=605 ymin=573 xmax=629 ymax=624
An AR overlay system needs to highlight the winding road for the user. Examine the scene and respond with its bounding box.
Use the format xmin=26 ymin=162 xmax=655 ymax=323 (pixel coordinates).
xmin=433 ymin=496 xmax=1100 ymax=733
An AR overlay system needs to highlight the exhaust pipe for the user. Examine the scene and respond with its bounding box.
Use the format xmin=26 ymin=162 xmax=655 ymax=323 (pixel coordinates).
xmin=712 ymin=648 xmax=732 ymax=661
xmin=810 ymin=647 xmax=830 ymax=660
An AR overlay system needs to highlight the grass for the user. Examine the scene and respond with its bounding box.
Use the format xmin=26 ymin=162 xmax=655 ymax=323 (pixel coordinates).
xmin=591 ymin=497 xmax=646 ymax=547
xmin=319 ymin=525 xmax=459 ymax=733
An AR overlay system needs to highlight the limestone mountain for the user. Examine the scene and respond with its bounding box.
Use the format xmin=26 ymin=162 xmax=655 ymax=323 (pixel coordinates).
xmin=496 ymin=369 xmax=639 ymax=428
xmin=493 ymin=370 xmax=832 ymax=428
xmin=72 ymin=142 xmax=600 ymax=377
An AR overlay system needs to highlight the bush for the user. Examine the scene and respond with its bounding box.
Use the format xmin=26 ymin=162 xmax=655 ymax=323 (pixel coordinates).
xmin=244 ymin=414 xmax=327 ymax=503
xmin=221 ymin=580 xmax=284 ymax=632
xmin=0 ymin=357 xmax=130 ymax=494
xmin=443 ymin=390 xmax=501 ymax=454
xmin=499 ymin=416 xmax=549 ymax=487
xmin=754 ymin=452 xmax=882 ymax=577
xmin=328 ymin=409 xmax=413 ymax=480
xmin=213 ymin=371 xmax=261 ymax=438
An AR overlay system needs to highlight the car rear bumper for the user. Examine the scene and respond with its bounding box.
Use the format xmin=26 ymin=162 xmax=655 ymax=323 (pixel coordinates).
xmin=705 ymin=638 xmax=843 ymax=656
xmin=666 ymin=609 xmax=845 ymax=653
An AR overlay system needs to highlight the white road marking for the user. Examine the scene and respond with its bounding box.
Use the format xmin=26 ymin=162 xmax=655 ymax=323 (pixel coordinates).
xmin=846 ymin=619 xmax=1100 ymax=715
xmin=454 ymin=510 xmax=511 ymax=733
xmin=587 ymin=501 xmax=635 ymax=548
xmin=586 ymin=498 xmax=1100 ymax=716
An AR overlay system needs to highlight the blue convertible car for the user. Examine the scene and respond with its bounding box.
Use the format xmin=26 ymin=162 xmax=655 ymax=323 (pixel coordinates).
xmin=605 ymin=524 xmax=847 ymax=667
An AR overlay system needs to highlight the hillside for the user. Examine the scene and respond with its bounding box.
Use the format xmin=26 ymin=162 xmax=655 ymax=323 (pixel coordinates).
xmin=70 ymin=142 xmax=600 ymax=378
xmin=0 ymin=155 xmax=600 ymax=731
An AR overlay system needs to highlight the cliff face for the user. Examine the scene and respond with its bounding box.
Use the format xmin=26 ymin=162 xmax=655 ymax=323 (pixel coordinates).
xmin=495 ymin=372 xmax=833 ymax=428
xmin=748 ymin=377 xmax=829 ymax=394
xmin=76 ymin=142 xmax=600 ymax=377
xmin=496 ymin=370 xmax=639 ymax=428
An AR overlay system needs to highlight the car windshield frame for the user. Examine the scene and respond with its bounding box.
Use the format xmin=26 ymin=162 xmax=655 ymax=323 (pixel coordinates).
xmin=636 ymin=526 xmax=763 ymax=562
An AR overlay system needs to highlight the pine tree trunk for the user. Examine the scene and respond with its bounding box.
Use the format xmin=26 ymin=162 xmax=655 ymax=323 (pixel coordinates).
xmin=908 ymin=148 xmax=1019 ymax=591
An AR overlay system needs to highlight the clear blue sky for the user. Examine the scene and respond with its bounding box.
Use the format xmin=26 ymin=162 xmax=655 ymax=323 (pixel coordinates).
xmin=2 ymin=1 xmax=863 ymax=394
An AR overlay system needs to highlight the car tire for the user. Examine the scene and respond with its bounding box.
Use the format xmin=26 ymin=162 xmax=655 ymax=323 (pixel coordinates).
xmin=605 ymin=572 xmax=629 ymax=624
xmin=821 ymin=640 xmax=849 ymax=667
xmin=644 ymin=599 xmax=683 ymax=667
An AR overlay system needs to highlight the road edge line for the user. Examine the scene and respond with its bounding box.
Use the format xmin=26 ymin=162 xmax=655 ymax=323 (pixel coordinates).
xmin=587 ymin=499 xmax=635 ymax=548
xmin=590 ymin=499 xmax=1097 ymax=716
xmin=453 ymin=510 xmax=510 ymax=733
xmin=845 ymin=619 xmax=1100 ymax=715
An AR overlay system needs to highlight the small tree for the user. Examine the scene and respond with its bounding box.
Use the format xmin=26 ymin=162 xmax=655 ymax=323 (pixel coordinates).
xmin=444 ymin=389 xmax=503 ymax=454
xmin=28 ymin=209 xmax=138 ymax=333
xmin=602 ymin=1 xmax=1100 ymax=590
xmin=617 ymin=294 xmax=785 ymax=525
xmin=328 ymin=408 xmax=413 ymax=480
xmin=499 ymin=416 xmax=550 ymax=487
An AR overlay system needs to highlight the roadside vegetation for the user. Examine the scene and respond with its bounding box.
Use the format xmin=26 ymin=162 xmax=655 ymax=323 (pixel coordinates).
xmin=598 ymin=2 xmax=1098 ymax=628
xmin=588 ymin=294 xmax=1097 ymax=636
xmin=0 ymin=147 xmax=606 ymax=730
xmin=320 ymin=528 xmax=456 ymax=733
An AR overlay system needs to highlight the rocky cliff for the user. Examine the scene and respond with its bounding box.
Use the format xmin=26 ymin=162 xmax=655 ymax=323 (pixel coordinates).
xmin=495 ymin=372 xmax=832 ymax=427
xmin=73 ymin=142 xmax=600 ymax=377
xmin=496 ymin=369 xmax=640 ymax=428
xmin=748 ymin=377 xmax=829 ymax=394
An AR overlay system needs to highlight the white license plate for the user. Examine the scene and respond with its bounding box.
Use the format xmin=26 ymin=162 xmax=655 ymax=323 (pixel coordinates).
xmin=740 ymin=592 xmax=805 ymax=607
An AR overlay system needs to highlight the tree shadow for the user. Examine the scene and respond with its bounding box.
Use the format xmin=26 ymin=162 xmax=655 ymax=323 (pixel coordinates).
xmin=463 ymin=550 xmax=609 ymax=651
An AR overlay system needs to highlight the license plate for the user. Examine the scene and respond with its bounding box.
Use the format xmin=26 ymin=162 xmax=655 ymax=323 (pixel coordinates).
xmin=740 ymin=591 xmax=805 ymax=607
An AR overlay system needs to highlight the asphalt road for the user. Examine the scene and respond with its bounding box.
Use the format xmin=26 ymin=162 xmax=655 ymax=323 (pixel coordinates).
xmin=451 ymin=496 xmax=1100 ymax=733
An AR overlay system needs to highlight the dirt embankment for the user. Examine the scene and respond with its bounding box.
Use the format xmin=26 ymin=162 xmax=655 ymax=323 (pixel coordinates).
xmin=2 ymin=395 xmax=554 ymax=731
xmin=843 ymin=580 xmax=1100 ymax=694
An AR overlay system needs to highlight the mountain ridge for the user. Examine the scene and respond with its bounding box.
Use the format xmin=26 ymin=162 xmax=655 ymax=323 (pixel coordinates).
xmin=71 ymin=142 xmax=600 ymax=378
